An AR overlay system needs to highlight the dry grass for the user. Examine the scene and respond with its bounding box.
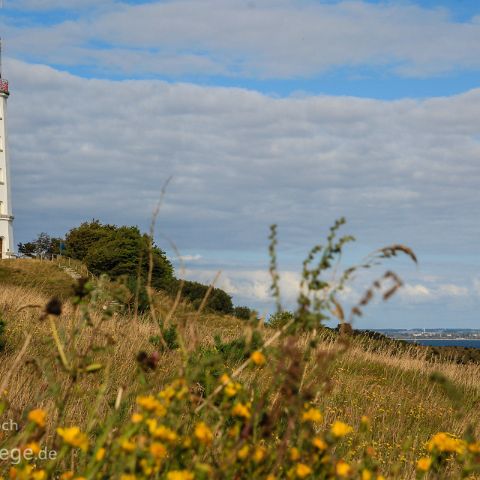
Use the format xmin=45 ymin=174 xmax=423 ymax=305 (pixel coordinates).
xmin=1 ymin=259 xmax=479 ymax=478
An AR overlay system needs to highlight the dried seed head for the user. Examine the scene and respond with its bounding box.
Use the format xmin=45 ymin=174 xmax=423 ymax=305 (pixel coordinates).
xmin=45 ymin=298 xmax=62 ymax=316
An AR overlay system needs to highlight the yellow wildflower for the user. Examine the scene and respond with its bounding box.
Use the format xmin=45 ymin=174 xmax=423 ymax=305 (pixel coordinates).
xmin=295 ymin=463 xmax=312 ymax=478
xmin=159 ymin=386 xmax=176 ymax=401
xmin=95 ymin=448 xmax=106 ymax=461
xmin=290 ymin=447 xmax=301 ymax=461
xmin=166 ymin=471 xmax=194 ymax=480
xmin=336 ymin=460 xmax=352 ymax=477
xmin=147 ymin=420 xmax=177 ymax=442
xmin=232 ymin=402 xmax=251 ymax=419
xmin=250 ymin=351 xmax=266 ymax=365
xmin=331 ymin=421 xmax=353 ymax=438
xmin=266 ymin=476 xmax=276 ymax=480
xmin=32 ymin=471 xmax=46 ymax=480
xmin=225 ymin=382 xmax=242 ymax=397
xmin=427 ymin=432 xmax=466 ymax=454
xmin=220 ymin=373 xmax=231 ymax=384
xmin=468 ymin=442 xmax=480 ymax=453
xmin=253 ymin=446 xmax=267 ymax=463
xmin=417 ymin=457 xmax=432 ymax=471
xmin=237 ymin=445 xmax=250 ymax=460
xmin=361 ymin=416 xmax=371 ymax=428
xmin=377 ymin=476 xmax=386 ymax=480
xmin=361 ymin=470 xmax=372 ymax=480
xmin=136 ymin=396 xmax=167 ymax=417
xmin=25 ymin=442 xmax=41 ymax=455
xmin=302 ymin=408 xmax=323 ymax=424
xmin=140 ymin=459 xmax=153 ymax=475
xmin=312 ymin=437 xmax=327 ymax=451
xmin=119 ymin=476 xmax=136 ymax=480
xmin=194 ymin=422 xmax=213 ymax=445
xmin=150 ymin=442 xmax=167 ymax=460
xmin=131 ymin=413 xmax=143 ymax=424
xmin=60 ymin=473 xmax=74 ymax=480
xmin=28 ymin=409 xmax=46 ymax=428
xmin=121 ymin=440 xmax=136 ymax=453
xmin=57 ymin=427 xmax=89 ymax=451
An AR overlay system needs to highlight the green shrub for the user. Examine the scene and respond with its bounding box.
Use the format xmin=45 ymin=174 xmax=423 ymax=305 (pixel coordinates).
xmin=173 ymin=279 xmax=234 ymax=315
xmin=233 ymin=306 xmax=256 ymax=320
xmin=0 ymin=315 xmax=5 ymax=353
xmin=268 ymin=310 xmax=295 ymax=329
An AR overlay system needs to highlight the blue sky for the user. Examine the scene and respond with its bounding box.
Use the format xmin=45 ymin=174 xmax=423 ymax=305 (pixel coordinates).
xmin=1 ymin=0 xmax=480 ymax=328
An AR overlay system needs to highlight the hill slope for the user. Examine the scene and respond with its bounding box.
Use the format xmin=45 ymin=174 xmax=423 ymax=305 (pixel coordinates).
xmin=0 ymin=260 xmax=479 ymax=479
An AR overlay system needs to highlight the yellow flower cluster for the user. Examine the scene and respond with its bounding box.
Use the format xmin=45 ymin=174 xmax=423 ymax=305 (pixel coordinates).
xmin=231 ymin=402 xmax=251 ymax=420
xmin=57 ymin=427 xmax=89 ymax=452
xmin=194 ymin=422 xmax=213 ymax=445
xmin=426 ymin=432 xmax=466 ymax=454
xmin=301 ymin=407 xmax=323 ymax=424
xmin=331 ymin=421 xmax=354 ymax=438
xmin=220 ymin=374 xmax=242 ymax=398
xmin=9 ymin=375 xmax=480 ymax=480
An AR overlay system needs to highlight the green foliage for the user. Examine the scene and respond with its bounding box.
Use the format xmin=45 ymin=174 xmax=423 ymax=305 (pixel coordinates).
xmin=214 ymin=331 xmax=264 ymax=364
xmin=18 ymin=232 xmax=63 ymax=258
xmin=268 ymin=310 xmax=295 ymax=329
xmin=65 ymin=220 xmax=116 ymax=260
xmin=124 ymin=276 xmax=150 ymax=313
xmin=174 ymin=279 xmax=234 ymax=314
xmin=232 ymin=306 xmax=256 ymax=321
xmin=149 ymin=324 xmax=179 ymax=351
xmin=0 ymin=315 xmax=6 ymax=353
xmin=65 ymin=220 xmax=174 ymax=290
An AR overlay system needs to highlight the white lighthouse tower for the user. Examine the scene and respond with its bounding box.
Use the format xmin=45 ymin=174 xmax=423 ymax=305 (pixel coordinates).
xmin=0 ymin=36 xmax=14 ymax=259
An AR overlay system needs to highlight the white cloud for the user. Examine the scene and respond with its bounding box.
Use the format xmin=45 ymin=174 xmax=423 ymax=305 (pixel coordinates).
xmin=9 ymin=0 xmax=114 ymax=11
xmin=177 ymin=254 xmax=202 ymax=262
xmin=5 ymin=58 xmax=480 ymax=264
xmin=3 ymin=0 xmax=480 ymax=79
xmin=399 ymin=282 xmax=470 ymax=303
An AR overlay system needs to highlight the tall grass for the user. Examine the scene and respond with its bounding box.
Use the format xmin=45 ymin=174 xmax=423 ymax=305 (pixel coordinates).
xmin=0 ymin=220 xmax=478 ymax=479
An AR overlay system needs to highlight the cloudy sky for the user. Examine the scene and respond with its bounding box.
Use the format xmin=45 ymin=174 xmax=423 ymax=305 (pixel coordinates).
xmin=2 ymin=0 xmax=480 ymax=328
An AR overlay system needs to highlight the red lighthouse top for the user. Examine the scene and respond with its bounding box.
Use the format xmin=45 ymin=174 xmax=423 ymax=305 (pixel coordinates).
xmin=0 ymin=79 xmax=9 ymax=95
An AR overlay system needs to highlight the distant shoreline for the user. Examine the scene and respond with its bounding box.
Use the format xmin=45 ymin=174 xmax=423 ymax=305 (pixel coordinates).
xmin=403 ymin=338 xmax=478 ymax=341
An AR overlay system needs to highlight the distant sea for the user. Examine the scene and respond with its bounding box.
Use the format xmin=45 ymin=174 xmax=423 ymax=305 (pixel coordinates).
xmin=405 ymin=339 xmax=480 ymax=349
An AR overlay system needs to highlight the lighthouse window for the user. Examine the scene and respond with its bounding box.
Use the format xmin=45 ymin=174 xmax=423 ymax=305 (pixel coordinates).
xmin=0 ymin=167 xmax=3 ymax=183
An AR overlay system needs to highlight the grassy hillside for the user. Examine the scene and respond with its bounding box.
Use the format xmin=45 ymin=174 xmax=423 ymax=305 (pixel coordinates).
xmin=0 ymin=258 xmax=75 ymax=299
xmin=0 ymin=259 xmax=479 ymax=479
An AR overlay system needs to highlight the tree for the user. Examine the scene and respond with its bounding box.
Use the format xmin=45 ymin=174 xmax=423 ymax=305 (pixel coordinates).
xmin=233 ymin=306 xmax=256 ymax=321
xmin=18 ymin=232 xmax=63 ymax=258
xmin=174 ymin=280 xmax=234 ymax=314
xmin=65 ymin=220 xmax=116 ymax=260
xmin=64 ymin=220 xmax=174 ymax=292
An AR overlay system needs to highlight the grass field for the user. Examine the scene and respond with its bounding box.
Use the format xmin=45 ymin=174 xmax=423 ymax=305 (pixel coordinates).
xmin=0 ymin=259 xmax=479 ymax=479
